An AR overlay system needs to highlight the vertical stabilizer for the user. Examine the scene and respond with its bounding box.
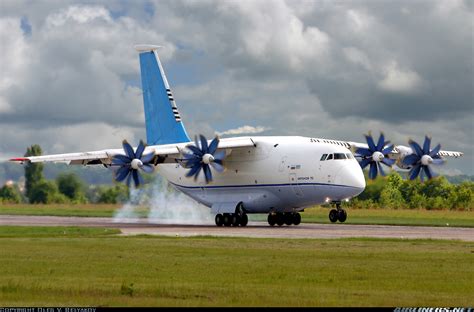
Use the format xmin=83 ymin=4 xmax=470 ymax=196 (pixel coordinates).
xmin=135 ymin=45 xmax=190 ymax=145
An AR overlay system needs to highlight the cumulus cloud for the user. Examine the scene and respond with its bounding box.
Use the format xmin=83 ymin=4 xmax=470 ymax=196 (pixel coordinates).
xmin=378 ymin=61 xmax=423 ymax=94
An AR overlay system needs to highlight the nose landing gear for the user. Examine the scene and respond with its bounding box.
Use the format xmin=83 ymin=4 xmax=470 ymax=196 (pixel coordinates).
xmin=329 ymin=202 xmax=347 ymax=223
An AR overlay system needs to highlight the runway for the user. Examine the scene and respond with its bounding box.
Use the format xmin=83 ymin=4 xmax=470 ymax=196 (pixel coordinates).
xmin=0 ymin=215 xmax=473 ymax=241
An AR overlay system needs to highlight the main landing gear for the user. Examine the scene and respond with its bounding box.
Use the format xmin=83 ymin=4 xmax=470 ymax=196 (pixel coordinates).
xmin=215 ymin=213 xmax=248 ymax=227
xmin=329 ymin=202 xmax=347 ymax=223
xmin=215 ymin=202 xmax=248 ymax=227
xmin=267 ymin=212 xmax=301 ymax=226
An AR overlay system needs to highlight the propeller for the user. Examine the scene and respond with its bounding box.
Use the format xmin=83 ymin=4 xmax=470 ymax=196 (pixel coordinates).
xmin=402 ymin=136 xmax=444 ymax=181
xmin=356 ymin=132 xmax=396 ymax=180
xmin=182 ymin=135 xmax=226 ymax=183
xmin=111 ymin=140 xmax=155 ymax=188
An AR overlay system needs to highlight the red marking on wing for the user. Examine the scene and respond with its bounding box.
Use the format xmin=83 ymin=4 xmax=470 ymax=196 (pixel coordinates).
xmin=9 ymin=157 xmax=29 ymax=162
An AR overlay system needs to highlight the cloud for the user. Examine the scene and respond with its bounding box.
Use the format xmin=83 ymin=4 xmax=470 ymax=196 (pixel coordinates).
xmin=216 ymin=125 xmax=271 ymax=136
xmin=0 ymin=0 xmax=472 ymax=175
xmin=378 ymin=61 xmax=423 ymax=94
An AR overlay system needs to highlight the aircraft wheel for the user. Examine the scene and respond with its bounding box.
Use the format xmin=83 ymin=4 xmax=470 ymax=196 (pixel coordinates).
xmin=268 ymin=214 xmax=276 ymax=226
xmin=293 ymin=213 xmax=301 ymax=226
xmin=240 ymin=214 xmax=248 ymax=227
xmin=231 ymin=214 xmax=239 ymax=226
xmin=329 ymin=209 xmax=338 ymax=223
xmin=223 ymin=214 xmax=232 ymax=227
xmin=338 ymin=209 xmax=347 ymax=223
xmin=215 ymin=214 xmax=224 ymax=226
xmin=284 ymin=213 xmax=293 ymax=226
xmin=276 ymin=213 xmax=284 ymax=226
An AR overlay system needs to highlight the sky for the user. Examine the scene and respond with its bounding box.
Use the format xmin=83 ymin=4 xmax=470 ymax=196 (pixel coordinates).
xmin=0 ymin=0 xmax=473 ymax=175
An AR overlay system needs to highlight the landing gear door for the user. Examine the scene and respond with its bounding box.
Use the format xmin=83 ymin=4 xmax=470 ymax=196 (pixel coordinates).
xmin=289 ymin=173 xmax=303 ymax=197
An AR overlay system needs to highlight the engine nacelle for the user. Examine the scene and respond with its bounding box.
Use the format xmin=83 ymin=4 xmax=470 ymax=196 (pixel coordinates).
xmin=394 ymin=145 xmax=413 ymax=169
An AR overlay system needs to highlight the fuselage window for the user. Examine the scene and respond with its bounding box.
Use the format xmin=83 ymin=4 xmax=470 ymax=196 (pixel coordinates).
xmin=320 ymin=154 xmax=328 ymax=161
xmin=327 ymin=154 xmax=333 ymax=160
xmin=334 ymin=153 xmax=346 ymax=160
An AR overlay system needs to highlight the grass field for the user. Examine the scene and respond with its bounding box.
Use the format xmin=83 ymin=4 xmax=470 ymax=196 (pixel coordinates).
xmin=0 ymin=226 xmax=472 ymax=307
xmin=1 ymin=204 xmax=473 ymax=227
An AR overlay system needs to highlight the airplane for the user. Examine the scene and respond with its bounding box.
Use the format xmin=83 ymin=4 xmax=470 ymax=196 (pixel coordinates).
xmin=10 ymin=44 xmax=464 ymax=227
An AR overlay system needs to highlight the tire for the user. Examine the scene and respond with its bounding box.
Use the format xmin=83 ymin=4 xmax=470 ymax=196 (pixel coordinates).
xmin=215 ymin=214 xmax=223 ymax=226
xmin=231 ymin=214 xmax=239 ymax=226
xmin=268 ymin=214 xmax=276 ymax=226
xmin=276 ymin=213 xmax=284 ymax=226
xmin=293 ymin=213 xmax=301 ymax=226
xmin=329 ymin=209 xmax=338 ymax=223
xmin=240 ymin=214 xmax=248 ymax=227
xmin=223 ymin=214 xmax=232 ymax=227
xmin=338 ymin=209 xmax=347 ymax=223
xmin=284 ymin=213 xmax=293 ymax=226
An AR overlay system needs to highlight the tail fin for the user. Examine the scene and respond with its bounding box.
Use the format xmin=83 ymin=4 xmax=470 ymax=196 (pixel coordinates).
xmin=135 ymin=45 xmax=190 ymax=145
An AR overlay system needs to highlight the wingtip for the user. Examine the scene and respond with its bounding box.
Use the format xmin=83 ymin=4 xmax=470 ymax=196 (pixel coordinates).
xmin=9 ymin=157 xmax=29 ymax=163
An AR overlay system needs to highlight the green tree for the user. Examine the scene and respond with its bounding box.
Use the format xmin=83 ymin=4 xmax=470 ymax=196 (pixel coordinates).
xmin=56 ymin=172 xmax=87 ymax=203
xmin=29 ymin=180 xmax=68 ymax=204
xmin=24 ymin=145 xmax=44 ymax=201
xmin=0 ymin=184 xmax=21 ymax=203
xmin=97 ymin=184 xmax=129 ymax=204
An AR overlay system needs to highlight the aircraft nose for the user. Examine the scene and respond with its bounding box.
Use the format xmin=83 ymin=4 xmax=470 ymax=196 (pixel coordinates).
xmin=336 ymin=163 xmax=366 ymax=196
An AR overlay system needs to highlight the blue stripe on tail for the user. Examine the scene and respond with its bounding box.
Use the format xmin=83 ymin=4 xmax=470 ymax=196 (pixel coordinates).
xmin=138 ymin=50 xmax=190 ymax=145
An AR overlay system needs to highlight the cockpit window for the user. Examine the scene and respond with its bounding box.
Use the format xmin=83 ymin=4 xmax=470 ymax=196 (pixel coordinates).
xmin=320 ymin=154 xmax=328 ymax=161
xmin=346 ymin=153 xmax=354 ymax=159
xmin=326 ymin=154 xmax=333 ymax=160
xmin=334 ymin=153 xmax=346 ymax=160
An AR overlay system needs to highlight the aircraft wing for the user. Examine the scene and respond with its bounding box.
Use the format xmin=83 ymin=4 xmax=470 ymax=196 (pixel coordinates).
xmin=9 ymin=137 xmax=256 ymax=166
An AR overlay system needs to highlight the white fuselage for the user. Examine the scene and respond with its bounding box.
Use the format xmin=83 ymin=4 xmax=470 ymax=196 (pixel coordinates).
xmin=156 ymin=136 xmax=365 ymax=214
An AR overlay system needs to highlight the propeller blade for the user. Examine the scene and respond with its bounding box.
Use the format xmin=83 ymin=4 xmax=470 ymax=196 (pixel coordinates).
xmin=200 ymin=135 xmax=209 ymax=154
xmin=208 ymin=137 xmax=219 ymax=155
xmin=116 ymin=165 xmax=131 ymax=182
xmin=126 ymin=171 xmax=132 ymax=188
xmin=112 ymin=154 xmax=131 ymax=165
xmin=369 ymin=162 xmax=378 ymax=180
xmin=409 ymin=139 xmax=424 ymax=157
xmin=381 ymin=157 xmax=395 ymax=166
xmin=213 ymin=150 xmax=226 ymax=161
xmin=422 ymin=136 xmax=431 ymax=155
xmin=381 ymin=144 xmax=394 ymax=155
xmin=140 ymin=151 xmax=155 ymax=164
xmin=376 ymin=133 xmax=385 ymax=151
xmin=359 ymin=158 xmax=372 ymax=169
xmin=194 ymin=135 xmax=201 ymax=150
xmin=429 ymin=143 xmax=441 ymax=158
xmin=423 ymin=165 xmax=433 ymax=180
xmin=122 ymin=140 xmax=135 ymax=159
xmin=140 ymin=163 xmax=154 ymax=174
xmin=184 ymin=157 xmax=201 ymax=168
xmin=210 ymin=161 xmax=224 ymax=172
xmin=377 ymin=162 xmax=386 ymax=176
xmin=135 ymin=140 xmax=146 ymax=159
xmin=132 ymin=169 xmax=143 ymax=188
xmin=365 ymin=134 xmax=376 ymax=152
xmin=187 ymin=145 xmax=204 ymax=157
xmin=186 ymin=164 xmax=202 ymax=178
xmin=409 ymin=164 xmax=422 ymax=180
xmin=403 ymin=154 xmax=420 ymax=166
xmin=356 ymin=147 xmax=373 ymax=157
xmin=203 ymin=164 xmax=212 ymax=183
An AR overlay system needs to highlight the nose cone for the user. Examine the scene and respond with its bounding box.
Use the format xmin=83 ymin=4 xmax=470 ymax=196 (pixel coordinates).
xmin=336 ymin=163 xmax=366 ymax=197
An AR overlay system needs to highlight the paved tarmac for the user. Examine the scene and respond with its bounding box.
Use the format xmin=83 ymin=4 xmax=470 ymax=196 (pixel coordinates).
xmin=1 ymin=215 xmax=473 ymax=241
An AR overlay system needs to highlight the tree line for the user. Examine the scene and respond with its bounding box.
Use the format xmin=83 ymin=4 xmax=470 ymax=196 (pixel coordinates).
xmin=0 ymin=144 xmax=472 ymax=209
